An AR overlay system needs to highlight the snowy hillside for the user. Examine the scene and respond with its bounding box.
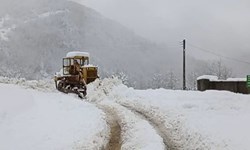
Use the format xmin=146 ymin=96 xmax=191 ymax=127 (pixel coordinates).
xmin=1 ymin=77 xmax=250 ymax=149
xmin=0 ymin=0 xmax=187 ymax=88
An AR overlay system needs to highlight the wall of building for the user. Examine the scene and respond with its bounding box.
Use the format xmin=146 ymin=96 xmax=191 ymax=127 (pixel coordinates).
xmin=197 ymin=79 xmax=250 ymax=94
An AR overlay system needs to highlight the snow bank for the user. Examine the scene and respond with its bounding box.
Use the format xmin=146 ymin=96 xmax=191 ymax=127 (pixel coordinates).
xmin=87 ymin=78 xmax=122 ymax=103
xmin=0 ymin=76 xmax=55 ymax=92
xmin=0 ymin=83 xmax=109 ymax=150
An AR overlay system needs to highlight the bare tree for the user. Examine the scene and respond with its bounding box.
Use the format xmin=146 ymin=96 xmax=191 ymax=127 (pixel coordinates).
xmin=206 ymin=59 xmax=233 ymax=80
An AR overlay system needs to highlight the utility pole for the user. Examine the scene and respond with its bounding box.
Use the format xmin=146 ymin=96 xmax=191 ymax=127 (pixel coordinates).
xmin=183 ymin=39 xmax=186 ymax=90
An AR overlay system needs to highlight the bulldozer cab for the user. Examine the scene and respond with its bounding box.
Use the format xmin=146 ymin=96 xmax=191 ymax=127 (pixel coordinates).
xmin=61 ymin=51 xmax=98 ymax=84
xmin=62 ymin=57 xmax=89 ymax=75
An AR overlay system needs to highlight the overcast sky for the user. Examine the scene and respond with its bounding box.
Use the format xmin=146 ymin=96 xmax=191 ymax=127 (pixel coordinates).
xmin=73 ymin=0 xmax=250 ymax=61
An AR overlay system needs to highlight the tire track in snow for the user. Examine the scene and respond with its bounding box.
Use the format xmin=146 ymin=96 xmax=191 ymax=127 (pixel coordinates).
xmin=117 ymin=101 xmax=184 ymax=150
xmin=99 ymin=101 xmax=166 ymax=150
xmin=90 ymin=78 xmax=212 ymax=150
xmin=86 ymin=79 xmax=165 ymax=149
xmin=118 ymin=102 xmax=176 ymax=150
xmin=98 ymin=105 xmax=122 ymax=150
xmin=117 ymin=101 xmax=211 ymax=150
xmin=121 ymin=104 xmax=170 ymax=149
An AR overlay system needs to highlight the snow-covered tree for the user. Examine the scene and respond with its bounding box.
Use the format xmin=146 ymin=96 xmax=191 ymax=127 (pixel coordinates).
xmin=112 ymin=71 xmax=129 ymax=85
xmin=151 ymin=71 xmax=179 ymax=89
xmin=152 ymin=73 xmax=165 ymax=89
xmin=206 ymin=60 xmax=233 ymax=80
xmin=165 ymin=71 xmax=179 ymax=89
xmin=187 ymin=71 xmax=199 ymax=90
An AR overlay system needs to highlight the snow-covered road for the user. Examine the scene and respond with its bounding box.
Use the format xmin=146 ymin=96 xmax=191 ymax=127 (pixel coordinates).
xmin=1 ymin=77 xmax=250 ymax=150
xmin=87 ymin=78 xmax=210 ymax=150
xmin=86 ymin=78 xmax=250 ymax=150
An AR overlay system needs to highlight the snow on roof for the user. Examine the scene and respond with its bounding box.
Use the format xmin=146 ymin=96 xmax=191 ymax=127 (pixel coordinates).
xmin=226 ymin=78 xmax=246 ymax=82
xmin=197 ymin=75 xmax=218 ymax=81
xmin=197 ymin=75 xmax=247 ymax=82
xmin=66 ymin=51 xmax=90 ymax=58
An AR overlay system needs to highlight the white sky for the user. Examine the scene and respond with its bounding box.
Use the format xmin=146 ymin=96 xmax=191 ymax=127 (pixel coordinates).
xmin=73 ymin=0 xmax=250 ymax=61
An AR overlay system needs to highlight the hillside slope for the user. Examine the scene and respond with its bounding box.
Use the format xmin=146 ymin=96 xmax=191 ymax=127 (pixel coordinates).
xmin=0 ymin=0 xmax=184 ymax=88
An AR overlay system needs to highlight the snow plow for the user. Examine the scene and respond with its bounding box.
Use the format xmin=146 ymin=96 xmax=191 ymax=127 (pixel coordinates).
xmin=54 ymin=51 xmax=98 ymax=98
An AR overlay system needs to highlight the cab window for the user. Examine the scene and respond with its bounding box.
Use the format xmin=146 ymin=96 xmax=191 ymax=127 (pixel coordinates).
xmin=63 ymin=58 xmax=71 ymax=67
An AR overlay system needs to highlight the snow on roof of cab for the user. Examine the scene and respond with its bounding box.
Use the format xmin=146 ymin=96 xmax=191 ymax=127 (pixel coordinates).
xmin=66 ymin=51 xmax=90 ymax=58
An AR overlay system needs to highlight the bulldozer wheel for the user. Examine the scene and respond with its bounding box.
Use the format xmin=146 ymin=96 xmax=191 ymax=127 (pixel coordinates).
xmin=57 ymin=81 xmax=68 ymax=93
xmin=77 ymin=85 xmax=87 ymax=98
xmin=57 ymin=81 xmax=63 ymax=91
xmin=82 ymin=85 xmax=87 ymax=96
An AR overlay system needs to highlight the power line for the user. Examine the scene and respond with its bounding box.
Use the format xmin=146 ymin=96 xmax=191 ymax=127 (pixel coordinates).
xmin=187 ymin=43 xmax=250 ymax=65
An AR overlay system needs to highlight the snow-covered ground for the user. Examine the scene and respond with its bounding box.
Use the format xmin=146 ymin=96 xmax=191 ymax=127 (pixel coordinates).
xmin=88 ymin=78 xmax=250 ymax=150
xmin=1 ymin=77 xmax=250 ymax=150
xmin=0 ymin=83 xmax=109 ymax=150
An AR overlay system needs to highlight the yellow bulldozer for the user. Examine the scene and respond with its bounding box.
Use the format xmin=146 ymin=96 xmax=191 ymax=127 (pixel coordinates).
xmin=54 ymin=51 xmax=98 ymax=98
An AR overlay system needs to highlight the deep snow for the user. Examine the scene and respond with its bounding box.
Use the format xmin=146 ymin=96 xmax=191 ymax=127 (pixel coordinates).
xmin=0 ymin=83 xmax=109 ymax=150
xmin=100 ymin=79 xmax=250 ymax=150
xmin=1 ymin=77 xmax=250 ymax=150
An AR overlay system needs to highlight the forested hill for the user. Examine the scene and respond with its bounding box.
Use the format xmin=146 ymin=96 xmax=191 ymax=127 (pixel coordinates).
xmin=0 ymin=0 xmax=204 ymax=88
